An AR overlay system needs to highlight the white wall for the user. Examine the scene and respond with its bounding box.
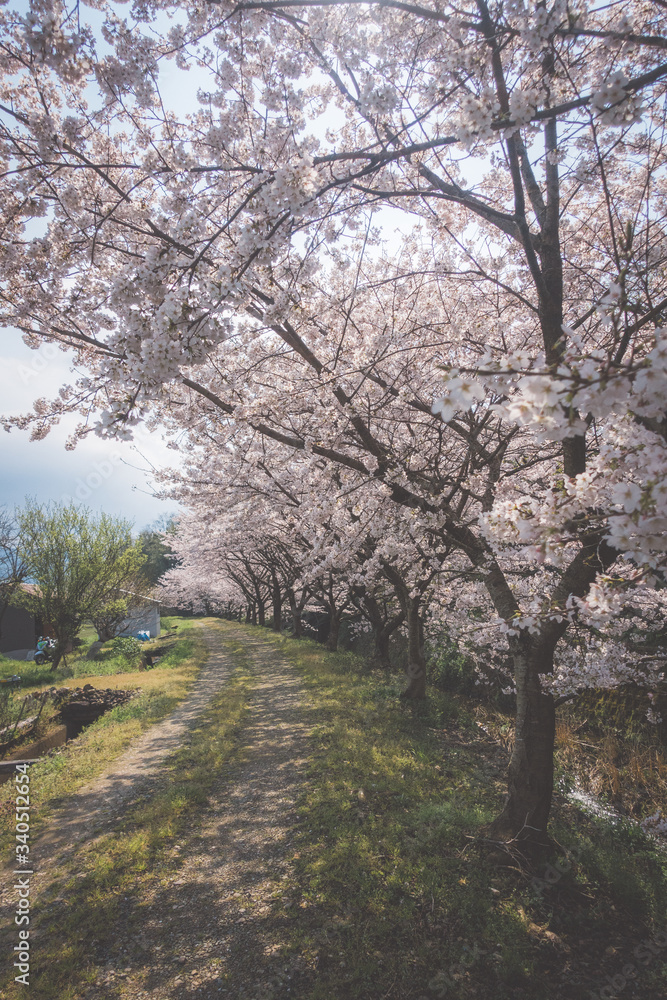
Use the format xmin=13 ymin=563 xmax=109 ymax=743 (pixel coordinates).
xmin=117 ymin=602 xmax=161 ymax=639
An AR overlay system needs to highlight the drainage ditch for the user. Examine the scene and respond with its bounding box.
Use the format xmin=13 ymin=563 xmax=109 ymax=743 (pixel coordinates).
xmin=0 ymin=685 xmax=139 ymax=781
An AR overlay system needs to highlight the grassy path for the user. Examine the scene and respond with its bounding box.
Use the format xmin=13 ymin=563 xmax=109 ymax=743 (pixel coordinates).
xmin=99 ymin=623 xmax=313 ymax=999
xmin=0 ymin=620 xmax=319 ymax=1000
xmin=0 ymin=621 xmax=255 ymax=998
xmin=2 ymin=622 xmax=667 ymax=1000
xmin=8 ymin=623 xmax=237 ymax=876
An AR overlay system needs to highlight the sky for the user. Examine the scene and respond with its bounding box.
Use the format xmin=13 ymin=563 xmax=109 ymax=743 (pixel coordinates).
xmin=0 ymin=2 xmax=423 ymax=533
xmin=0 ymin=330 xmax=181 ymax=531
xmin=0 ymin=3 xmax=199 ymax=532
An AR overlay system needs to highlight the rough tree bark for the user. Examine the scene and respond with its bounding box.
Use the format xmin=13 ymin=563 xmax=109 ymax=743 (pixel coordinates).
xmin=271 ymin=570 xmax=282 ymax=632
xmin=373 ymin=628 xmax=392 ymax=670
xmin=327 ymin=607 xmax=341 ymax=651
xmin=287 ymin=587 xmax=308 ymax=639
xmin=489 ymin=636 xmax=556 ymax=848
xmin=402 ymin=596 xmax=426 ymax=699
xmin=354 ymin=589 xmax=405 ymax=670
xmin=480 ymin=531 xmax=617 ymax=849
xmin=381 ymin=565 xmax=427 ymax=698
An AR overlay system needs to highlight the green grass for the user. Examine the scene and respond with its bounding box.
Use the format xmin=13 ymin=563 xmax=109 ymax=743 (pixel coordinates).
xmin=0 ymin=615 xmax=191 ymax=685
xmin=0 ymin=654 xmax=58 ymax=688
xmin=76 ymin=622 xmax=100 ymax=644
xmin=0 ymin=618 xmax=208 ymax=852
xmin=0 ymin=630 xmax=252 ymax=1000
xmin=61 ymin=631 xmax=201 ymax=678
xmin=249 ymin=629 xmax=667 ymax=1000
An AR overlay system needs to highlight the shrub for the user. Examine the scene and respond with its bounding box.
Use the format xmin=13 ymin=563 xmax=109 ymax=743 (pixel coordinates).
xmin=427 ymin=633 xmax=478 ymax=695
xmin=111 ymin=636 xmax=142 ymax=662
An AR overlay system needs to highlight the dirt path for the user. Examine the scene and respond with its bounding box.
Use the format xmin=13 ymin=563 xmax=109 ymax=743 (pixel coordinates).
xmin=3 ymin=623 xmax=313 ymax=999
xmin=1 ymin=625 xmax=237 ymax=890
xmin=95 ymin=625 xmax=312 ymax=1000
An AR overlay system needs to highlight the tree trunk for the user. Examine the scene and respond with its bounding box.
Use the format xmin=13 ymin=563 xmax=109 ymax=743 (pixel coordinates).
xmin=50 ymin=634 xmax=70 ymax=671
xmin=379 ymin=564 xmax=425 ymax=698
xmin=287 ymin=590 xmax=303 ymax=638
xmin=489 ymin=637 xmax=555 ymax=850
xmin=357 ymin=590 xmax=402 ymax=670
xmin=327 ymin=609 xmax=341 ymax=651
xmin=402 ymin=597 xmax=426 ymax=699
xmin=372 ymin=627 xmax=392 ymax=670
xmin=245 ymin=604 xmax=252 ymax=623
xmin=257 ymin=599 xmax=265 ymax=627
xmin=271 ymin=575 xmax=282 ymax=632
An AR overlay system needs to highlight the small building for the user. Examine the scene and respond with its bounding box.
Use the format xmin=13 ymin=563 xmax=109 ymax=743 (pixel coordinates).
xmin=116 ymin=593 xmax=161 ymax=639
xmin=0 ymin=588 xmax=161 ymax=659
xmin=0 ymin=604 xmax=40 ymax=657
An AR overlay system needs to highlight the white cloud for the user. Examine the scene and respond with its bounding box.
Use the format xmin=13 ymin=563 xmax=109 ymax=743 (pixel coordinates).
xmin=0 ymin=330 xmax=181 ymax=528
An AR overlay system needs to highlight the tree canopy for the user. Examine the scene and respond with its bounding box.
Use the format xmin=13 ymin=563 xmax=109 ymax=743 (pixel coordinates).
xmin=2 ymin=0 xmax=667 ymax=845
xmin=138 ymin=520 xmax=175 ymax=586
xmin=15 ymin=502 xmax=146 ymax=665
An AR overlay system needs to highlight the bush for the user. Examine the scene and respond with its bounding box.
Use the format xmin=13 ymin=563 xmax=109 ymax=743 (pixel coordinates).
xmin=111 ymin=636 xmax=142 ymax=662
xmin=575 ymin=682 xmax=667 ymax=742
xmin=427 ymin=633 xmax=478 ymax=696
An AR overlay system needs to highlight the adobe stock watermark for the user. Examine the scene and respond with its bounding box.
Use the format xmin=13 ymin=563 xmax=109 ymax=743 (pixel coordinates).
xmin=13 ymin=763 xmax=32 ymax=986
xmin=59 ymin=422 xmax=163 ymax=506
xmin=60 ymin=451 xmax=124 ymax=505
xmin=531 ymin=844 xmax=583 ymax=896
xmin=17 ymin=341 xmax=61 ymax=385
xmin=588 ymin=927 xmax=667 ymax=999
xmin=425 ymin=941 xmax=485 ymax=997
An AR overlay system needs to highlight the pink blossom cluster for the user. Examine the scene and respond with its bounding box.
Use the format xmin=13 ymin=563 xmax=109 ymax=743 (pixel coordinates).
xmin=1 ymin=0 xmax=667 ymax=834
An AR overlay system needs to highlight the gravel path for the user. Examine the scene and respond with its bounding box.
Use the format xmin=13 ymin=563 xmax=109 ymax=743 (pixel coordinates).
xmin=96 ymin=625 xmax=312 ymax=1000
xmin=6 ymin=624 xmax=236 ymax=883
xmin=3 ymin=622 xmax=313 ymax=999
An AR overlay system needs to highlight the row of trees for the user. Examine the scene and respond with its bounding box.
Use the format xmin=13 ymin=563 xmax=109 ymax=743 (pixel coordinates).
xmin=158 ymin=459 xmax=446 ymax=677
xmin=159 ymin=440 xmax=667 ymax=702
xmin=0 ymin=504 xmax=172 ymax=667
xmin=2 ymin=0 xmax=667 ymax=847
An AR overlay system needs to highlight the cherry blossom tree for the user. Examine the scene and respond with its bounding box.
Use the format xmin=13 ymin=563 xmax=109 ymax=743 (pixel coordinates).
xmin=2 ymin=0 xmax=667 ymax=845
xmin=158 ymin=522 xmax=251 ymax=618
